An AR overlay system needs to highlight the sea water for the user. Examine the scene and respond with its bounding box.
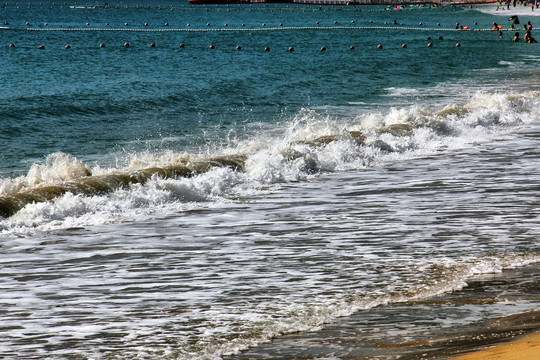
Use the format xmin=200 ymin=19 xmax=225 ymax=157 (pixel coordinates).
xmin=0 ymin=1 xmax=539 ymax=359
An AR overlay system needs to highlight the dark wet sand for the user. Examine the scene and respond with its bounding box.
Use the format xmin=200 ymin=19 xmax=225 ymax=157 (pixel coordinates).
xmin=228 ymin=264 xmax=540 ymax=359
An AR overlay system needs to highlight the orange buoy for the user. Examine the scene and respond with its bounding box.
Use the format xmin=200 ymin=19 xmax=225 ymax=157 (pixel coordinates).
xmin=209 ymin=44 xmax=215 ymax=49
xmin=150 ymin=43 xmax=156 ymax=47
xmin=349 ymin=45 xmax=355 ymax=50
xmin=320 ymin=46 xmax=326 ymax=51
xmin=377 ymin=44 xmax=383 ymax=49
xmin=65 ymin=44 xmax=71 ymax=49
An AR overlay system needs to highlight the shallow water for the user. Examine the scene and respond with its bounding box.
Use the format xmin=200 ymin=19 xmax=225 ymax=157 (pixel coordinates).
xmin=1 ymin=2 xmax=539 ymax=359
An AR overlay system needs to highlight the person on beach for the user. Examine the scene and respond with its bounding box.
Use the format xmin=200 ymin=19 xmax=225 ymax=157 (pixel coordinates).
xmin=512 ymin=31 xmax=521 ymax=41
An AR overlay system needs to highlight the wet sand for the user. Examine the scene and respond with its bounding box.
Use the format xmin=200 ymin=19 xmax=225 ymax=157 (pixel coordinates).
xmin=449 ymin=330 xmax=540 ymax=360
xmin=228 ymin=264 xmax=540 ymax=359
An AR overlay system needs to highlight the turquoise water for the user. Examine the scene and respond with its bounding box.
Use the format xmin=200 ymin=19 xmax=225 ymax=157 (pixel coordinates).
xmin=1 ymin=2 xmax=539 ymax=174
xmin=1 ymin=2 xmax=539 ymax=359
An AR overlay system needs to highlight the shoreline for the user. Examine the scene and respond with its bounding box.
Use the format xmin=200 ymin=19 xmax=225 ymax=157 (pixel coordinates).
xmin=449 ymin=330 xmax=540 ymax=360
xmin=227 ymin=264 xmax=540 ymax=359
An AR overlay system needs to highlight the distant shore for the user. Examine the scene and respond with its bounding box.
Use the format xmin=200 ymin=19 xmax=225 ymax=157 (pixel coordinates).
xmin=187 ymin=0 xmax=498 ymax=5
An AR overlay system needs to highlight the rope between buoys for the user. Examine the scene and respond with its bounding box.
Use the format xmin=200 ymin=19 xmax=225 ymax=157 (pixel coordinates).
xmin=22 ymin=26 xmax=524 ymax=32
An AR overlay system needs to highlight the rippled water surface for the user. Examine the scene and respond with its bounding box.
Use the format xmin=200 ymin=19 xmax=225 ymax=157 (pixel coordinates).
xmin=1 ymin=1 xmax=539 ymax=359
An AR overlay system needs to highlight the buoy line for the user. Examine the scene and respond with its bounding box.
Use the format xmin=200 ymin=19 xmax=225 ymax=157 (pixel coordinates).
xmin=20 ymin=26 xmax=525 ymax=33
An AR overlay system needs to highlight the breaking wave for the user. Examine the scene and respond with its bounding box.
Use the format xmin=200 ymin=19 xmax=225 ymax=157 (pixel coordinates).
xmin=1 ymin=91 xmax=539 ymax=232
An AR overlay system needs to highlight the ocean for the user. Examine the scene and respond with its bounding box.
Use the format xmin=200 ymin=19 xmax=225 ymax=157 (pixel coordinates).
xmin=0 ymin=1 xmax=539 ymax=359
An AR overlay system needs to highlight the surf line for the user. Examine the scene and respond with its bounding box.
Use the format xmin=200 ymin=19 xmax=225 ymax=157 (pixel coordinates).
xmin=0 ymin=155 xmax=246 ymax=218
xmin=18 ymin=26 xmax=521 ymax=32
xmin=0 ymin=131 xmax=367 ymax=218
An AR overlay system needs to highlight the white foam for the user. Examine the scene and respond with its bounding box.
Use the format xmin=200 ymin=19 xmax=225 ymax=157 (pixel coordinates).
xmin=0 ymin=152 xmax=91 ymax=195
xmin=2 ymin=91 xmax=539 ymax=234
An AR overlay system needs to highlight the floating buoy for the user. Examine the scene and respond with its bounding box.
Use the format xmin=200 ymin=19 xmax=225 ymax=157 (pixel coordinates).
xmin=349 ymin=45 xmax=355 ymax=50
xmin=105 ymin=23 xmax=109 ymax=26
xmin=320 ymin=46 xmax=326 ymax=51
xmin=4 ymin=22 xmax=8 ymax=25
xmin=402 ymin=44 xmax=407 ymax=48
xmin=100 ymin=43 xmax=105 ymax=48
xmin=39 ymin=45 xmax=45 ymax=49
xmin=419 ymin=22 xmax=423 ymax=26
xmin=44 ymin=23 xmax=48 ymax=26
xmin=262 ymin=23 xmax=266 ymax=26
xmin=369 ymin=20 xmax=373 ymax=23
xmin=334 ymin=21 xmax=338 ymax=24
xmin=209 ymin=44 xmax=215 ymax=49
xmin=288 ymin=47 xmax=294 ymax=52
xmin=439 ymin=36 xmax=444 ymax=40
xmin=207 ymin=23 xmax=210 ymax=26
xmin=351 ymin=20 xmax=355 ymax=24
xmin=427 ymin=36 xmax=432 ymax=40
xmin=124 ymin=42 xmax=130 ymax=48
xmin=65 ymin=44 xmax=71 ymax=49
xmin=437 ymin=23 xmax=441 ymax=26
xmin=165 ymin=23 xmax=169 ymax=26
xmin=456 ymin=43 xmax=461 ymax=47
xmin=236 ymin=45 xmax=241 ymax=50
xmin=427 ymin=43 xmax=433 ymax=48
xmin=125 ymin=22 xmax=129 ymax=26
xmin=86 ymin=22 xmax=90 ymax=26
xmin=187 ymin=23 xmax=191 ymax=26
xmin=241 ymin=23 xmax=245 ymax=26
xmin=377 ymin=44 xmax=383 ymax=49
xmin=144 ymin=23 xmax=149 ymax=26
xmin=26 ymin=22 xmax=30 ymax=25
xmin=279 ymin=23 xmax=283 ymax=26
xmin=179 ymin=43 xmax=185 ymax=48
xmin=150 ymin=43 xmax=156 ymax=48
xmin=264 ymin=46 xmax=270 ymax=51
xmin=316 ymin=21 xmax=319 ymax=24
xmin=9 ymin=43 xmax=15 ymax=48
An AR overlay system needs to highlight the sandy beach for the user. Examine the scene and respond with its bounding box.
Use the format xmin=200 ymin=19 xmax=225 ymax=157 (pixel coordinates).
xmin=450 ymin=330 xmax=540 ymax=360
